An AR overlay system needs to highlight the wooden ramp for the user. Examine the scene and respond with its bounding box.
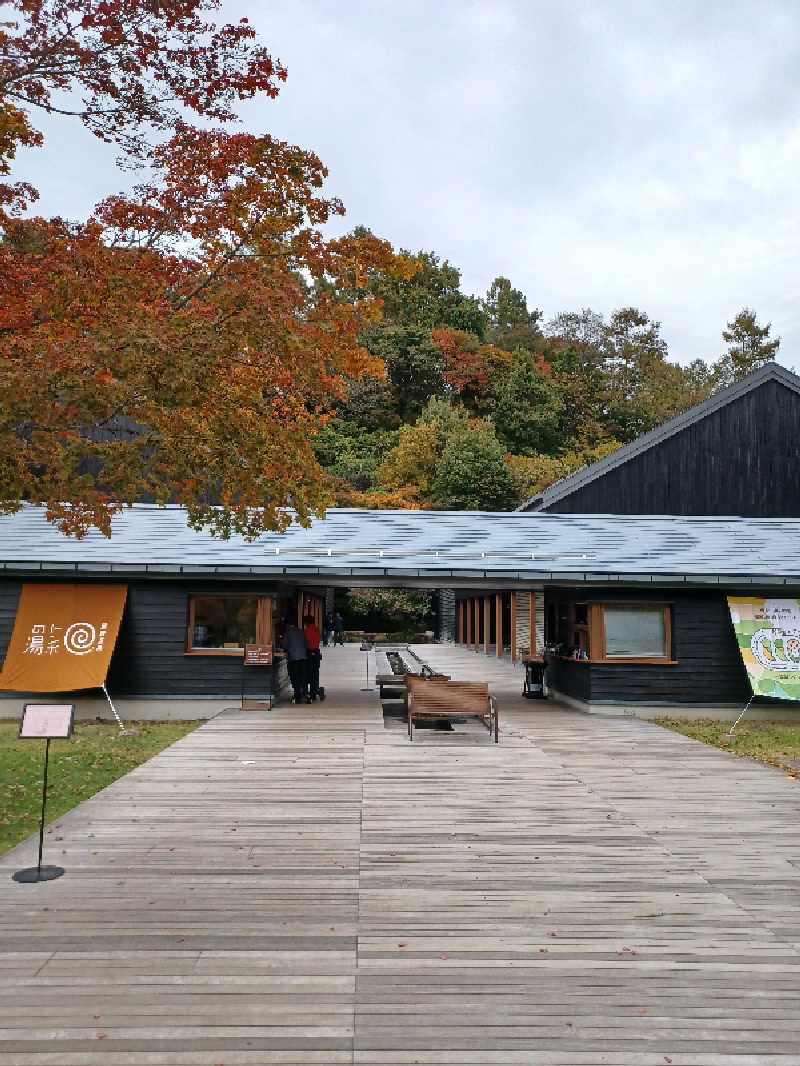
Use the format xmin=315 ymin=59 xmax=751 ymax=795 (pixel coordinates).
xmin=1 ymin=644 xmax=800 ymax=1064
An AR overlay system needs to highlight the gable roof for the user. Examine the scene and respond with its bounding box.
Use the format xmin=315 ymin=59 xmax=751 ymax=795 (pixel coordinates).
xmin=2 ymin=503 xmax=800 ymax=586
xmin=516 ymin=362 xmax=800 ymax=512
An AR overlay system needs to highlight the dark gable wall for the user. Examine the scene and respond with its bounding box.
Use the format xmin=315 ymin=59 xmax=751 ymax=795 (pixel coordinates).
xmin=545 ymin=380 xmax=800 ymax=517
xmin=546 ymin=587 xmax=753 ymax=705
xmin=0 ymin=578 xmax=280 ymax=699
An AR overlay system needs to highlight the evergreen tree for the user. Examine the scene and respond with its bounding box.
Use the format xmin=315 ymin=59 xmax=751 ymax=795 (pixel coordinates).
xmin=713 ymin=308 xmax=780 ymax=387
xmin=488 ymin=349 xmax=564 ymax=455
xmin=431 ymin=421 xmax=517 ymax=511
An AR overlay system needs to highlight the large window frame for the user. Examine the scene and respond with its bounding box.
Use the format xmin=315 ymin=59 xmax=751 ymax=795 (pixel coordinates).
xmin=186 ymin=595 xmax=273 ymax=656
xmin=548 ymin=600 xmax=675 ymax=665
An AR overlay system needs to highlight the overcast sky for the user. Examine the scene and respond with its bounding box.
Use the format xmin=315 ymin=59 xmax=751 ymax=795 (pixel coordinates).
xmin=12 ymin=0 xmax=800 ymax=369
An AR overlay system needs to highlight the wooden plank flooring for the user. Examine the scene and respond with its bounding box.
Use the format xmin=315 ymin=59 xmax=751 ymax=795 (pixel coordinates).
xmin=1 ymin=644 xmax=799 ymax=1064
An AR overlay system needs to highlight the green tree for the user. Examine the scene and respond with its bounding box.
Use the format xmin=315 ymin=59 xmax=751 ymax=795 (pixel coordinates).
xmin=345 ymin=588 xmax=433 ymax=634
xmin=431 ymin=420 xmax=517 ymax=510
xmin=713 ymin=308 xmax=780 ymax=387
xmin=485 ymin=276 xmax=542 ymax=350
xmin=488 ymin=349 xmax=565 ymax=455
xmin=369 ymin=250 xmax=488 ymax=337
xmin=364 ymin=325 xmax=445 ymax=421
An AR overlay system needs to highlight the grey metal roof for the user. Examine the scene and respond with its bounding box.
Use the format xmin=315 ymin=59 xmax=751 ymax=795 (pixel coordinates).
xmin=517 ymin=363 xmax=800 ymax=512
xmin=0 ymin=503 xmax=798 ymax=587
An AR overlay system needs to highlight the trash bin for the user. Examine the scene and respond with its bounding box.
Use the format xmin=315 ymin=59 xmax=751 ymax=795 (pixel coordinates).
xmin=522 ymin=658 xmax=546 ymax=699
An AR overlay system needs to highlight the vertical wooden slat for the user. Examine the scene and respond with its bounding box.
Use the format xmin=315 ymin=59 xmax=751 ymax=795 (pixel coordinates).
xmin=474 ymin=598 xmax=480 ymax=652
xmin=496 ymin=593 xmax=502 ymax=657
xmin=484 ymin=597 xmax=490 ymax=655
xmin=589 ymin=603 xmax=603 ymax=662
xmin=458 ymin=601 xmax=465 ymax=644
xmin=529 ymin=590 xmax=536 ymax=657
xmin=511 ymin=591 xmax=518 ymax=663
xmin=466 ymin=598 xmax=473 ymax=646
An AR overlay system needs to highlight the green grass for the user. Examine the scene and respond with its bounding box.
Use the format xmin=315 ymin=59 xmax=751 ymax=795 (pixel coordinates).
xmin=0 ymin=719 xmax=199 ymax=855
xmin=650 ymin=717 xmax=800 ymax=776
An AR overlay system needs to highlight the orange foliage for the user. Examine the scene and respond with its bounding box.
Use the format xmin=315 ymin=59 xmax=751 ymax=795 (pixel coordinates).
xmin=431 ymin=328 xmax=512 ymax=399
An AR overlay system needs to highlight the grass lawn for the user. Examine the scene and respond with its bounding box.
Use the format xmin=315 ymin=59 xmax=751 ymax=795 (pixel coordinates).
xmin=0 ymin=719 xmax=199 ymax=855
xmin=651 ymin=717 xmax=800 ymax=777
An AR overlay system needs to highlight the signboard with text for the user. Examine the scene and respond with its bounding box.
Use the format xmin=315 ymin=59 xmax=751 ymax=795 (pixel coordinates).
xmin=244 ymin=644 xmax=273 ymax=666
xmin=19 ymin=703 xmax=75 ymax=739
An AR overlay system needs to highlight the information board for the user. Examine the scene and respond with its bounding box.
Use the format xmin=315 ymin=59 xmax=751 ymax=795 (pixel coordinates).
xmin=19 ymin=703 xmax=75 ymax=739
xmin=244 ymin=644 xmax=273 ymax=666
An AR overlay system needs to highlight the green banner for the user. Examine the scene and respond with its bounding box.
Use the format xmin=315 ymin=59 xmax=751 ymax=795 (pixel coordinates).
xmin=728 ymin=597 xmax=800 ymax=700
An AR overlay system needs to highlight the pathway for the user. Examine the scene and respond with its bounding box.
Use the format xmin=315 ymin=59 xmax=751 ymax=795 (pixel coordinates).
xmin=1 ymin=644 xmax=799 ymax=1064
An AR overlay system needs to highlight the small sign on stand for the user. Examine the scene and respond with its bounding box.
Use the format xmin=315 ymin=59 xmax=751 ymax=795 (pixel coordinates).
xmin=360 ymin=635 xmax=375 ymax=692
xmin=242 ymin=644 xmax=273 ymax=710
xmin=13 ymin=703 xmax=74 ymax=884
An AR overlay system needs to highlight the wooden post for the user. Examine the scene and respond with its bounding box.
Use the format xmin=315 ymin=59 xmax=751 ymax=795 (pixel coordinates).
xmin=483 ymin=597 xmax=490 ymax=655
xmin=466 ymin=598 xmax=473 ymax=646
xmin=529 ymin=590 xmax=536 ymax=657
xmin=511 ymin=591 xmax=518 ymax=663
xmin=457 ymin=601 xmax=464 ymax=644
xmin=473 ymin=598 xmax=480 ymax=652
xmin=496 ymin=593 xmax=502 ymax=657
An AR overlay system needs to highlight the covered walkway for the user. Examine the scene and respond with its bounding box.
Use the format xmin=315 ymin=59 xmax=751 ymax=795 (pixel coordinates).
xmin=2 ymin=645 xmax=800 ymax=1063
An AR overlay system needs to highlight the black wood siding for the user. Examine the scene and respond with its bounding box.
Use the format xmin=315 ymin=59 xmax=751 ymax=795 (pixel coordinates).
xmin=545 ymin=380 xmax=800 ymax=516
xmin=545 ymin=587 xmax=753 ymax=705
xmin=0 ymin=578 xmax=280 ymax=699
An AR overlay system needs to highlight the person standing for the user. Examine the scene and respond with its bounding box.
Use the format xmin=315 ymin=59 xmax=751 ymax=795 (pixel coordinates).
xmin=323 ymin=610 xmax=334 ymax=648
xmin=333 ymin=611 xmax=345 ymax=647
xmin=303 ymin=613 xmax=324 ymax=701
xmin=281 ymin=618 xmax=308 ymax=704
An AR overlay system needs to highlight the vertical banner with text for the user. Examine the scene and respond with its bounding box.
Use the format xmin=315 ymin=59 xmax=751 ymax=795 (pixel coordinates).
xmin=0 ymin=584 xmax=127 ymax=692
xmin=728 ymin=597 xmax=800 ymax=700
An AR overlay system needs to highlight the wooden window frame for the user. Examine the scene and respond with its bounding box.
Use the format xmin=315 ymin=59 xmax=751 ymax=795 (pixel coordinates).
xmin=597 ymin=603 xmax=674 ymax=664
xmin=186 ymin=594 xmax=273 ymax=656
xmin=550 ymin=600 xmax=675 ymax=665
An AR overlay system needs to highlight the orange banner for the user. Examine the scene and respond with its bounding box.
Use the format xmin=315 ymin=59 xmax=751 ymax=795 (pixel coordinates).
xmin=0 ymin=584 xmax=127 ymax=692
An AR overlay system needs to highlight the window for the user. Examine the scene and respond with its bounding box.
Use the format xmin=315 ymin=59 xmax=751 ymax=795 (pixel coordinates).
xmin=187 ymin=596 xmax=272 ymax=654
xmin=603 ymin=606 xmax=668 ymax=659
xmin=547 ymin=599 xmax=673 ymax=663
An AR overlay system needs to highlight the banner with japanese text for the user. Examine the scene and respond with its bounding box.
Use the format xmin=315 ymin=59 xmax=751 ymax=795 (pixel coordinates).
xmin=728 ymin=597 xmax=800 ymax=700
xmin=0 ymin=584 xmax=127 ymax=692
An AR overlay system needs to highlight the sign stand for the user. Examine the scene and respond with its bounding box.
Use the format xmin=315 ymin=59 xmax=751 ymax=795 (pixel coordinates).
xmin=242 ymin=645 xmax=274 ymax=710
xmin=12 ymin=704 xmax=74 ymax=884
xmin=360 ymin=640 xmax=374 ymax=692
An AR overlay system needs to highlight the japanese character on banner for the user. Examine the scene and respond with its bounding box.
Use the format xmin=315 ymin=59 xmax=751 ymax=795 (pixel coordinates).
xmin=23 ymin=624 xmax=46 ymax=656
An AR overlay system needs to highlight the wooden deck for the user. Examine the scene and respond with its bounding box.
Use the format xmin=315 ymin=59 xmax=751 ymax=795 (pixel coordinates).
xmin=1 ymin=644 xmax=800 ymax=1064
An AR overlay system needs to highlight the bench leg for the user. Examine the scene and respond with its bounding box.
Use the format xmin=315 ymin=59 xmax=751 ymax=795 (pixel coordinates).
xmin=408 ymin=709 xmax=413 ymax=741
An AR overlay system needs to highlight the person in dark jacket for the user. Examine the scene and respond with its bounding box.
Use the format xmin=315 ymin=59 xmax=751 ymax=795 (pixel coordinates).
xmin=333 ymin=611 xmax=345 ymax=646
xmin=281 ymin=620 xmax=309 ymax=704
xmin=323 ymin=611 xmax=334 ymax=647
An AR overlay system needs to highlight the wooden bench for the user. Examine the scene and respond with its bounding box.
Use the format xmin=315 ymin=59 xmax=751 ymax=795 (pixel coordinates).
xmin=408 ymin=679 xmax=499 ymax=743
xmin=403 ymin=673 xmax=450 ymax=713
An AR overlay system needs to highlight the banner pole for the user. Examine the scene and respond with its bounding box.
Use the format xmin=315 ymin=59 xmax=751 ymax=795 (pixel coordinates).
xmin=728 ymin=695 xmax=754 ymax=737
xmin=102 ymin=684 xmax=127 ymax=733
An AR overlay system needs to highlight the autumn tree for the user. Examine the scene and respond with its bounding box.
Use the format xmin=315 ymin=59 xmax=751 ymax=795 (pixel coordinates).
xmin=0 ymin=1 xmax=409 ymax=537
xmin=431 ymin=327 xmax=511 ymax=412
xmin=713 ymin=308 xmax=780 ymax=388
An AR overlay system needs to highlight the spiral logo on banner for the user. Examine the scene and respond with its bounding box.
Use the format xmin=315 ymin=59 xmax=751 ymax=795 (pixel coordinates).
xmin=63 ymin=622 xmax=97 ymax=656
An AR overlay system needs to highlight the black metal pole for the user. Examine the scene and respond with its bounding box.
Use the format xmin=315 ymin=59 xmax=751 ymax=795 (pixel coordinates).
xmin=36 ymin=738 xmax=50 ymax=880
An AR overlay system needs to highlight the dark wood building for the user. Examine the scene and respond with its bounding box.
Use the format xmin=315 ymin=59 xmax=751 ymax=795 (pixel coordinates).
xmin=518 ymin=364 xmax=800 ymax=517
